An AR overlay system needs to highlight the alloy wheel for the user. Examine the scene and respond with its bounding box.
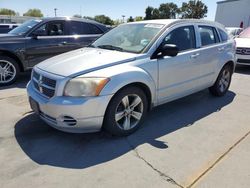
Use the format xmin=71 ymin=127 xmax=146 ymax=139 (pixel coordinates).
xmin=115 ymin=94 xmax=144 ymax=131
xmin=219 ymin=69 xmax=231 ymax=93
xmin=0 ymin=60 xmax=16 ymax=84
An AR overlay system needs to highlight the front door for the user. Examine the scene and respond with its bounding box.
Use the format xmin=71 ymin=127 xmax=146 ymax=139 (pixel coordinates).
xmin=25 ymin=21 xmax=70 ymax=67
xmin=157 ymin=25 xmax=201 ymax=104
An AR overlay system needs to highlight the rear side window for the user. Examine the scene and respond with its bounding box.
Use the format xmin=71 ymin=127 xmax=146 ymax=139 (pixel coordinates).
xmin=199 ymin=26 xmax=219 ymax=46
xmin=164 ymin=26 xmax=196 ymax=51
xmin=69 ymin=21 xmax=103 ymax=35
xmin=70 ymin=21 xmax=83 ymax=35
xmin=88 ymin=24 xmax=103 ymax=34
xmin=219 ymin=29 xmax=229 ymax=42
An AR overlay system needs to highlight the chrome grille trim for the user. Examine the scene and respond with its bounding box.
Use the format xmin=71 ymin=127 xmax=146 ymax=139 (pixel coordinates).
xmin=32 ymin=70 xmax=57 ymax=98
xmin=236 ymin=47 xmax=250 ymax=55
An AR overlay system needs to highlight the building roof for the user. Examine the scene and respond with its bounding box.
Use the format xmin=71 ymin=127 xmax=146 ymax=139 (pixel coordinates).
xmin=217 ymin=0 xmax=240 ymax=4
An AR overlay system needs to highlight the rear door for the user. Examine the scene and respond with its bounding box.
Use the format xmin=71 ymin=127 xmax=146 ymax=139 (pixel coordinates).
xmin=66 ymin=21 xmax=103 ymax=51
xmin=25 ymin=21 xmax=70 ymax=67
xmin=194 ymin=25 xmax=222 ymax=87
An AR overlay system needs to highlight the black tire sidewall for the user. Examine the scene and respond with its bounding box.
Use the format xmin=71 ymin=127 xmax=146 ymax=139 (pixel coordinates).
xmin=210 ymin=65 xmax=232 ymax=96
xmin=0 ymin=56 xmax=20 ymax=86
xmin=103 ymin=86 xmax=148 ymax=136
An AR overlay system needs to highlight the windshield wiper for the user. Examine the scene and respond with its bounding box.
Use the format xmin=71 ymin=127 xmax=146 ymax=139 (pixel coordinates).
xmin=97 ymin=45 xmax=124 ymax=52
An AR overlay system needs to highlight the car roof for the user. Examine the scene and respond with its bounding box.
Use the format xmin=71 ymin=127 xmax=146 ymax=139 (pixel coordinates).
xmin=128 ymin=19 xmax=225 ymax=30
xmin=40 ymin=16 xmax=106 ymax=27
xmin=226 ymin=27 xmax=242 ymax=30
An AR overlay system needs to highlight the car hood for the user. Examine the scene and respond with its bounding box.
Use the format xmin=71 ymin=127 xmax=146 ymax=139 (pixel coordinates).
xmin=235 ymin=37 xmax=250 ymax=48
xmin=37 ymin=47 xmax=141 ymax=77
xmin=0 ymin=33 xmax=23 ymax=42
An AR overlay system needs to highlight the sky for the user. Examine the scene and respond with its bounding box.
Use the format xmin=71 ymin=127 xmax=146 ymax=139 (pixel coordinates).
xmin=0 ymin=0 xmax=218 ymax=21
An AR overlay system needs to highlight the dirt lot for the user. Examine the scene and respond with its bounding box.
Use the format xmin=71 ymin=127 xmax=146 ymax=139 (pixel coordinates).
xmin=0 ymin=67 xmax=250 ymax=188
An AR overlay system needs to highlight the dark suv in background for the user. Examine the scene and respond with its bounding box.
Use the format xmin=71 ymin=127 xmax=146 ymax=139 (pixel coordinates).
xmin=0 ymin=23 xmax=20 ymax=33
xmin=0 ymin=17 xmax=108 ymax=86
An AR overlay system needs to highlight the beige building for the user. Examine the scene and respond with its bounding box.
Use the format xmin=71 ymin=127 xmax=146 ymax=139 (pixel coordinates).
xmin=0 ymin=15 xmax=38 ymax=23
xmin=215 ymin=0 xmax=250 ymax=28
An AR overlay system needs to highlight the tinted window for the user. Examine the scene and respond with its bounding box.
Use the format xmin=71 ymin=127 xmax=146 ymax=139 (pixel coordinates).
xmin=70 ymin=21 xmax=83 ymax=35
xmin=88 ymin=24 xmax=103 ymax=34
xmin=33 ymin=21 xmax=65 ymax=36
xmin=218 ymin=28 xmax=229 ymax=42
xmin=82 ymin=23 xmax=91 ymax=34
xmin=164 ymin=26 xmax=196 ymax=51
xmin=199 ymin=26 xmax=218 ymax=46
xmin=69 ymin=22 xmax=103 ymax=35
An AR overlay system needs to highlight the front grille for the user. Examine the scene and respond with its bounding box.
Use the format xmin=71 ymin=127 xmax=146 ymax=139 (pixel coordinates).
xmin=32 ymin=70 xmax=57 ymax=98
xmin=237 ymin=59 xmax=250 ymax=64
xmin=236 ymin=48 xmax=250 ymax=55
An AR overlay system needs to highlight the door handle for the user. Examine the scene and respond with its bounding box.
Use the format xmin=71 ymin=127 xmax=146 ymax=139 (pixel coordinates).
xmin=218 ymin=47 xmax=225 ymax=52
xmin=59 ymin=41 xmax=67 ymax=46
xmin=190 ymin=53 xmax=200 ymax=59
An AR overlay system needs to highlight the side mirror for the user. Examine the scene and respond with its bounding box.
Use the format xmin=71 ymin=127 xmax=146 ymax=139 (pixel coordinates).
xmin=31 ymin=33 xmax=38 ymax=39
xmin=152 ymin=44 xmax=179 ymax=59
xmin=31 ymin=29 xmax=46 ymax=39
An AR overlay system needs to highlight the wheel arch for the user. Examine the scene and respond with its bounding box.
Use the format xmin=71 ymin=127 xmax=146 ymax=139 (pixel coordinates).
xmin=224 ymin=60 xmax=235 ymax=73
xmin=111 ymin=82 xmax=153 ymax=112
xmin=0 ymin=50 xmax=24 ymax=72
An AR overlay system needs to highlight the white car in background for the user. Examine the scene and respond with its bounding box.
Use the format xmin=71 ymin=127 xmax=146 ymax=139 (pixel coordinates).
xmin=226 ymin=27 xmax=243 ymax=38
xmin=235 ymin=27 xmax=250 ymax=65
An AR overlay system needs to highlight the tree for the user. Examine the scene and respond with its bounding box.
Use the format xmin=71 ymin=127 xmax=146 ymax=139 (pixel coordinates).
xmin=94 ymin=15 xmax=114 ymax=25
xmin=113 ymin=19 xmax=122 ymax=26
xmin=127 ymin=16 xmax=134 ymax=22
xmin=144 ymin=6 xmax=154 ymax=20
xmin=152 ymin=8 xmax=160 ymax=19
xmin=23 ymin=9 xmax=43 ymax=17
xmin=0 ymin=8 xmax=17 ymax=16
xmin=83 ymin=16 xmax=94 ymax=20
xmin=180 ymin=0 xmax=208 ymax=19
xmin=135 ymin=16 xmax=143 ymax=21
xmin=73 ymin=14 xmax=82 ymax=18
xmin=159 ymin=3 xmax=179 ymax=19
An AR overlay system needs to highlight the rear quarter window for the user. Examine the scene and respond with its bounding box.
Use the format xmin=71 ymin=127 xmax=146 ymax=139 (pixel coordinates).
xmin=218 ymin=29 xmax=229 ymax=42
xmin=88 ymin=24 xmax=103 ymax=34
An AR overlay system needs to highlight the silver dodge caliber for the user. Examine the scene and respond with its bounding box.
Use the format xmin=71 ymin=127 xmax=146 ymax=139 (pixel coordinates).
xmin=27 ymin=19 xmax=236 ymax=136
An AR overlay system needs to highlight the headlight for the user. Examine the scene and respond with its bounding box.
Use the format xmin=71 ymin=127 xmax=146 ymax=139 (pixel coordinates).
xmin=64 ymin=77 xmax=110 ymax=97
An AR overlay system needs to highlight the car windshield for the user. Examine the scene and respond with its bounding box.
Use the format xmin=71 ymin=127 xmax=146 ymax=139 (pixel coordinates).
xmin=9 ymin=19 xmax=41 ymax=35
xmin=92 ymin=23 xmax=164 ymax=53
xmin=239 ymin=27 xmax=250 ymax=38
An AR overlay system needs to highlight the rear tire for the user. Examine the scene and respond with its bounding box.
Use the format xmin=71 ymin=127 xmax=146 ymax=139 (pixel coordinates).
xmin=0 ymin=56 xmax=20 ymax=86
xmin=103 ymin=86 xmax=148 ymax=136
xmin=209 ymin=64 xmax=232 ymax=97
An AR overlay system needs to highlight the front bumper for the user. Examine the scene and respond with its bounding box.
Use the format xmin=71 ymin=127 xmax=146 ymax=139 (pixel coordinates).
xmin=27 ymin=81 xmax=113 ymax=133
xmin=236 ymin=54 xmax=250 ymax=66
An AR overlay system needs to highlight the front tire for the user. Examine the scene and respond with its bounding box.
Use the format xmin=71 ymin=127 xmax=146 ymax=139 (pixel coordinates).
xmin=209 ymin=64 xmax=233 ymax=97
xmin=103 ymin=86 xmax=148 ymax=136
xmin=0 ymin=56 xmax=20 ymax=86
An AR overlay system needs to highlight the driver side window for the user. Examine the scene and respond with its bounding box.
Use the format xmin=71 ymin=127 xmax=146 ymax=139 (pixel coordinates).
xmin=32 ymin=21 xmax=65 ymax=36
xmin=164 ymin=26 xmax=196 ymax=52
